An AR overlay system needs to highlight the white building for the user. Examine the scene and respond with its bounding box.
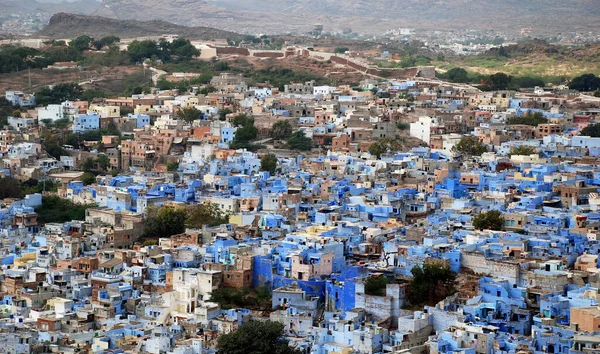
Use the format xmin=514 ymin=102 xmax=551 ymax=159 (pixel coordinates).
xmin=37 ymin=105 xmax=64 ymax=122
xmin=313 ymin=86 xmax=337 ymax=96
xmin=410 ymin=116 xmax=438 ymax=144
xmin=8 ymin=116 xmax=36 ymax=130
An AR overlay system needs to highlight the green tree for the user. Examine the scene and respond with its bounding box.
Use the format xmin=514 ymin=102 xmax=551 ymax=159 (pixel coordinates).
xmin=287 ymin=130 xmax=313 ymax=151
xmin=369 ymin=139 xmax=387 ymax=158
xmin=190 ymin=73 xmax=213 ymax=85
xmin=452 ymin=136 xmax=487 ymax=156
xmin=80 ymin=172 xmax=96 ymax=186
xmin=41 ymin=132 xmax=66 ymax=159
xmin=581 ymin=124 xmax=600 ymax=137
xmin=127 ymin=40 xmax=160 ymax=62
xmin=234 ymin=122 xmax=258 ymax=142
xmin=92 ymin=36 xmax=120 ymax=50
xmin=186 ymin=203 xmax=230 ymax=228
xmin=410 ymin=263 xmax=456 ymax=306
xmin=260 ymin=153 xmax=278 ymax=175
xmin=569 ymin=73 xmax=600 ymax=92
xmin=210 ymin=287 xmax=250 ymax=309
xmin=509 ymin=145 xmax=538 ymax=157
xmin=169 ymin=38 xmax=201 ymax=60
xmin=36 ymin=83 xmax=83 ymax=106
xmin=35 ymin=196 xmax=96 ymax=223
xmin=334 ymin=47 xmax=349 ymax=54
xmin=364 ymin=276 xmax=389 ymax=296
xmin=507 ymin=112 xmax=548 ymax=126
xmin=199 ymin=85 xmax=217 ymax=95
xmin=269 ymin=120 xmax=293 ymax=140
xmin=488 ymin=72 xmax=511 ymax=90
xmin=22 ymin=178 xmax=59 ymax=194
xmin=229 ymin=114 xmax=258 ymax=149
xmin=176 ymin=106 xmax=201 ymax=123
xmin=167 ymin=161 xmax=179 ymax=171
xmin=219 ymin=108 xmax=232 ymax=121
xmin=512 ymin=76 xmax=545 ymax=89
xmin=81 ymin=157 xmax=96 ymax=172
xmin=217 ymin=320 xmax=301 ymax=354
xmin=144 ymin=206 xmax=187 ymax=239
xmin=54 ymin=118 xmax=71 ymax=129
xmin=69 ymin=35 xmax=93 ymax=52
xmin=248 ymin=66 xmax=329 ymax=90
xmin=156 ymin=78 xmax=176 ymax=90
xmin=472 ymin=210 xmax=505 ymax=231
xmin=96 ymin=154 xmax=110 ymax=171
xmin=0 ymin=177 xmax=24 ymax=199
xmin=445 ymin=68 xmax=469 ymax=83
xmin=369 ymin=137 xmax=404 ymax=158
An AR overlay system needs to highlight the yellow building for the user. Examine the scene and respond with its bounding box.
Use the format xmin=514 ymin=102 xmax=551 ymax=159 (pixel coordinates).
xmin=89 ymin=104 xmax=120 ymax=118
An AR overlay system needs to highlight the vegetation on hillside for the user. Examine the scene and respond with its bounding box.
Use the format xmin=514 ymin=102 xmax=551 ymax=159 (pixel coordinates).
xmin=472 ymin=210 xmax=505 ymax=231
xmin=217 ymin=320 xmax=301 ymax=354
xmin=436 ymin=40 xmax=600 ymax=82
xmin=507 ymin=112 xmax=548 ymax=126
xmin=452 ymin=136 xmax=487 ymax=156
xmin=35 ymin=196 xmax=96 ymax=223
xmin=410 ymin=263 xmax=456 ymax=306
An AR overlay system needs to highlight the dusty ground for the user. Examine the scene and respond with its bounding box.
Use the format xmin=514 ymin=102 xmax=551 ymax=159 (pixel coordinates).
xmin=455 ymin=268 xmax=482 ymax=300
xmin=0 ymin=65 xmax=145 ymax=93
xmin=240 ymin=55 xmax=368 ymax=85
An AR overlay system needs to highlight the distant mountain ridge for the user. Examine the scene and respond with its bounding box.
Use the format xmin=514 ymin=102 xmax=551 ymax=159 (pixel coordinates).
xmin=38 ymin=13 xmax=246 ymax=40
xmin=0 ymin=0 xmax=99 ymax=15
xmin=90 ymin=0 xmax=600 ymax=35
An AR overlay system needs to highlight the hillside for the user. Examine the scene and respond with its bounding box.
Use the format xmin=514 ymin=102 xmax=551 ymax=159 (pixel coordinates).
xmin=38 ymin=13 xmax=245 ymax=41
xmin=91 ymin=0 xmax=600 ymax=35
xmin=439 ymin=40 xmax=600 ymax=78
xmin=0 ymin=0 xmax=99 ymax=14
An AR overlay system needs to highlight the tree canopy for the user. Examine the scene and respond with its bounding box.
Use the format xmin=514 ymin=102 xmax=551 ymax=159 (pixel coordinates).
xmin=176 ymin=106 xmax=202 ymax=123
xmin=452 ymin=136 xmax=487 ymax=156
xmin=509 ymin=145 xmax=538 ymax=157
xmin=269 ymin=120 xmax=293 ymax=140
xmin=69 ymin=35 xmax=93 ymax=52
xmin=0 ymin=177 xmax=25 ymax=199
xmin=80 ymin=172 xmax=96 ymax=186
xmin=127 ymin=38 xmax=200 ymax=63
xmin=287 ymin=130 xmax=313 ymax=151
xmin=35 ymin=196 xmax=95 ymax=223
xmin=260 ymin=153 xmax=278 ymax=175
xmin=445 ymin=68 xmax=469 ymax=83
xmin=186 ymin=203 xmax=230 ymax=228
xmin=581 ymin=124 xmax=600 ymax=137
xmin=143 ymin=206 xmax=187 ymax=239
xmin=36 ymin=83 xmax=83 ymax=106
xmin=482 ymin=72 xmax=511 ymax=91
xmin=369 ymin=137 xmax=404 ymax=158
xmin=507 ymin=112 xmax=548 ymax=126
xmin=410 ymin=263 xmax=456 ymax=306
xmin=92 ymin=36 xmax=121 ymax=50
xmin=216 ymin=320 xmax=301 ymax=354
xmin=472 ymin=210 xmax=505 ymax=231
xmin=219 ymin=108 xmax=233 ymax=121
xmin=569 ymin=73 xmax=600 ymax=92
xmin=127 ymin=40 xmax=161 ymax=63
xmin=229 ymin=114 xmax=260 ymax=150
xmin=364 ymin=276 xmax=389 ymax=296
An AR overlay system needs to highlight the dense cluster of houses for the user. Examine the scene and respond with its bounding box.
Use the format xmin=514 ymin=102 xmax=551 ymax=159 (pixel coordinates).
xmin=2 ymin=72 xmax=600 ymax=354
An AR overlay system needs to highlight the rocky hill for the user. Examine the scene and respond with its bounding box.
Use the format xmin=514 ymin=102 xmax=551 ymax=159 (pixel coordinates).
xmin=0 ymin=0 xmax=99 ymax=14
xmin=37 ymin=13 xmax=245 ymax=41
xmin=90 ymin=0 xmax=600 ymax=35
